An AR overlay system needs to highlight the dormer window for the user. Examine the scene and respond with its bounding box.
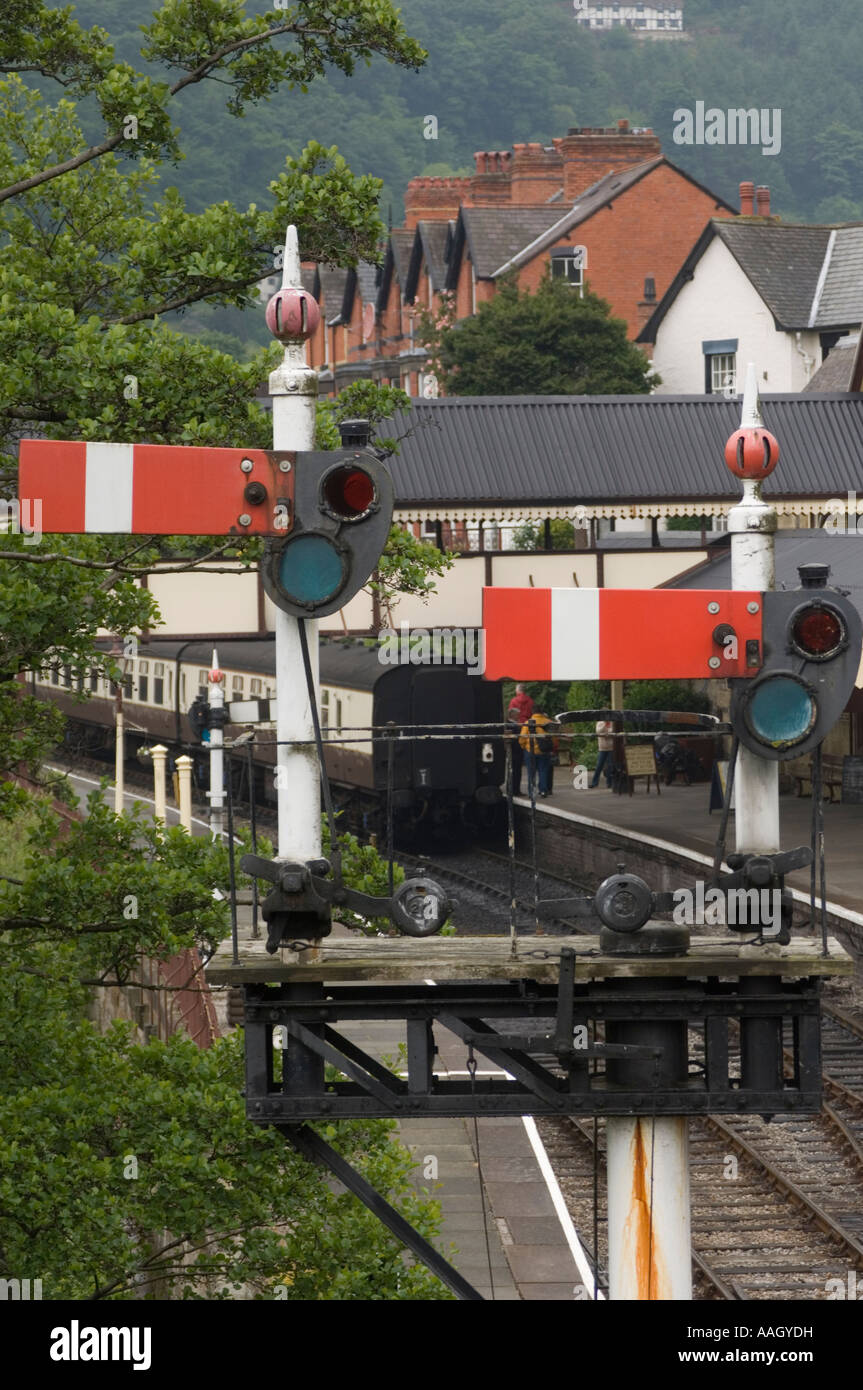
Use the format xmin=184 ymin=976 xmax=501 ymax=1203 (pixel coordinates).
xmin=550 ymin=246 xmax=586 ymax=294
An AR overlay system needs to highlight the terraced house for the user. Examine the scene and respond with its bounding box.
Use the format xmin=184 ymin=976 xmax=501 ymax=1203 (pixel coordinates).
xmin=302 ymin=122 xmax=737 ymax=397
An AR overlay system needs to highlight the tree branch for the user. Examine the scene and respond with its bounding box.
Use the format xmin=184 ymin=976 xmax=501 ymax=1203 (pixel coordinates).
xmin=0 ymin=19 xmax=390 ymax=205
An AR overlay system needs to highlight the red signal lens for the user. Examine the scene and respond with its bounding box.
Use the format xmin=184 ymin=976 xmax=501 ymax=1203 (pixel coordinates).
xmin=322 ymin=464 xmax=375 ymax=520
xmin=791 ymin=605 xmax=844 ymax=659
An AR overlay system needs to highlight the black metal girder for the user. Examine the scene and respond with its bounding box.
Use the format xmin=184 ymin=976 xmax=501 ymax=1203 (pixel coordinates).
xmin=242 ymin=973 xmax=824 ymax=1122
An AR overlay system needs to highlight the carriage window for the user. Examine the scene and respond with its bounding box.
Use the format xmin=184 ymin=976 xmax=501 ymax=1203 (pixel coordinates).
xmin=334 ymin=697 xmax=343 ymax=732
xmin=51 ymin=665 xmax=60 ymax=686
xmin=76 ymin=670 xmax=84 ymax=693
xmin=265 ymin=685 xmax=275 ymax=700
xmin=138 ymin=660 xmax=149 ymax=703
xmin=153 ymin=661 xmax=165 ymax=706
xmin=198 ymin=670 xmax=208 ymax=699
xmin=232 ymin=675 xmax=244 ymax=697
xmin=250 ymin=678 xmax=262 ymax=697
xmin=166 ymin=669 xmax=173 ymax=704
xmin=180 ymin=672 xmax=186 ymax=704
xmin=321 ymin=689 xmax=330 ymax=733
xmin=90 ymin=669 xmax=99 ymax=693
xmin=123 ymin=664 xmax=133 ymax=700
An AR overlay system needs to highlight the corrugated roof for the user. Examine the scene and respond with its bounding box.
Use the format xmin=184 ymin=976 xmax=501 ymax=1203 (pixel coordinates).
xmin=668 ymin=532 xmax=863 ymax=617
xmin=382 ymin=394 xmax=863 ymax=505
xmin=814 ymin=227 xmax=863 ymax=328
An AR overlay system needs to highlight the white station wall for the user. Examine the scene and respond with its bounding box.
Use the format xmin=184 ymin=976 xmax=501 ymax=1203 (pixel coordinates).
xmin=148 ymin=550 xmax=711 ymax=637
xmin=148 ymin=565 xmax=260 ymax=633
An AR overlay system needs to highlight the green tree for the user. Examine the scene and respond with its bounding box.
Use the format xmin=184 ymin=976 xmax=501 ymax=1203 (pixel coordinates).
xmin=512 ymin=519 xmax=577 ymax=551
xmin=0 ymin=0 xmax=452 ymax=1301
xmin=420 ymin=277 xmax=656 ymax=397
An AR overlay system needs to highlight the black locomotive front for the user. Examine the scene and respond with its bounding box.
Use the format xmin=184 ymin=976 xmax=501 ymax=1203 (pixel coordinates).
xmin=372 ymin=664 xmax=504 ymax=842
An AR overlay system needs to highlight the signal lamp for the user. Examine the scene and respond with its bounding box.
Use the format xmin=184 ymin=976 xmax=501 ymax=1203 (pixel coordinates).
xmin=277 ymin=533 xmax=347 ymax=607
xmin=729 ymin=581 xmax=862 ymax=761
xmin=790 ymin=604 xmax=845 ymax=661
xmin=743 ymin=673 xmax=817 ymax=751
xmin=260 ymin=440 xmax=394 ymax=619
xmin=321 ymin=464 xmax=376 ymax=521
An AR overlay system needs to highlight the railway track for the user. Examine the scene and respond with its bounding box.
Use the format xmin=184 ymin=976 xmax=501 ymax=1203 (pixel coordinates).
xmin=399 ymin=845 xmax=595 ymax=935
xmin=533 ymin=995 xmax=863 ymax=1301
xmin=539 ymin=1102 xmax=863 ymax=1301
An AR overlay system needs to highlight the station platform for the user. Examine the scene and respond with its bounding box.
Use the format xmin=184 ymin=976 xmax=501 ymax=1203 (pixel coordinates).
xmin=521 ymin=779 xmax=863 ymax=927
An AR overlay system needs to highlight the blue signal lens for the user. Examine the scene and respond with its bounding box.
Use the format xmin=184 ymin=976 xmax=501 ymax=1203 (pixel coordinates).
xmin=278 ymin=534 xmax=345 ymax=605
xmin=747 ymin=675 xmax=816 ymax=748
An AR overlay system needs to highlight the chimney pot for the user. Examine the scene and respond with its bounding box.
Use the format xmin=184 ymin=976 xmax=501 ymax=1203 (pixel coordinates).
xmin=756 ymin=185 xmax=771 ymax=217
xmin=739 ymin=181 xmax=755 ymax=216
xmin=618 ymin=119 xmax=629 ymax=131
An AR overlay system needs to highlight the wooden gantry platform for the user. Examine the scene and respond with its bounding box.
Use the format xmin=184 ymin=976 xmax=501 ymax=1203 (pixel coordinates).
xmin=211 ymin=930 xmax=852 ymax=1123
xmin=207 ymin=931 xmax=853 ymax=986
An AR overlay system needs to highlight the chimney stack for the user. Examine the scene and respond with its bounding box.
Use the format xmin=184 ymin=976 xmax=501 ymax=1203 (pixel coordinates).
xmin=557 ymin=124 xmax=662 ymax=201
xmin=756 ymin=185 xmax=771 ymax=218
xmin=739 ymin=181 xmax=755 ymax=216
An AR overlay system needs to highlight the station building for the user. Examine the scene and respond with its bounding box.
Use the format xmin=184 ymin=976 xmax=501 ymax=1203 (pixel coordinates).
xmin=146 ymin=391 xmax=863 ymax=640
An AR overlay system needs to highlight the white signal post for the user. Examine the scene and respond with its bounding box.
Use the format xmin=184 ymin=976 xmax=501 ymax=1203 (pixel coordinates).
xmin=604 ymin=364 xmax=778 ymax=1302
xmin=728 ymin=363 xmax=780 ymax=853
xmin=176 ymin=754 xmax=193 ymax=833
xmin=151 ymin=744 xmax=168 ymax=825
xmin=114 ymin=693 xmax=125 ymax=815
xmin=207 ymin=650 xmax=226 ymax=838
xmin=267 ymin=226 xmax=322 ymax=875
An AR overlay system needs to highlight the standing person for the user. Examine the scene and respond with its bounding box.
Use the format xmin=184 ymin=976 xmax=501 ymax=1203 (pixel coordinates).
xmin=506 ymin=684 xmax=534 ymax=797
xmin=591 ymin=719 xmax=615 ymax=788
xmin=519 ymin=711 xmax=558 ymax=799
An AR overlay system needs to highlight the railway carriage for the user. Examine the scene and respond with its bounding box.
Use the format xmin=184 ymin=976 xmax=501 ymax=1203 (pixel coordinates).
xmin=29 ymin=637 xmax=506 ymax=843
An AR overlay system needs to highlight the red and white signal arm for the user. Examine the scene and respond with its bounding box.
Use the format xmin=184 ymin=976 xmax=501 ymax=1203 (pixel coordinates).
xmin=18 ymin=439 xmax=296 ymax=535
xmin=482 ymin=588 xmax=764 ymax=681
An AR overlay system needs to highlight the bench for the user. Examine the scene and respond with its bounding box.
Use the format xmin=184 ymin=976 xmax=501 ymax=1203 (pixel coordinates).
xmin=785 ymin=754 xmax=844 ymax=803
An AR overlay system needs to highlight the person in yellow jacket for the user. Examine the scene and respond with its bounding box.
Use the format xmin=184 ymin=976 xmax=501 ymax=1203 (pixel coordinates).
xmin=518 ymin=712 xmax=559 ymax=799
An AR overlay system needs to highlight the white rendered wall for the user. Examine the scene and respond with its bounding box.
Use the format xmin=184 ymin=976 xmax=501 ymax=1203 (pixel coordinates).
xmin=650 ymin=236 xmax=822 ymax=395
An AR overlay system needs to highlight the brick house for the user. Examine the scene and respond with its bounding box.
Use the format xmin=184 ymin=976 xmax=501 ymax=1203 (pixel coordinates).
xmin=304 ymin=122 xmax=737 ymax=397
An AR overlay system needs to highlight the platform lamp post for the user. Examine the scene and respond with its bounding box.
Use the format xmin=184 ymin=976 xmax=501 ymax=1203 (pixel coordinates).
xmin=265 ymin=227 xmax=323 ymax=886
